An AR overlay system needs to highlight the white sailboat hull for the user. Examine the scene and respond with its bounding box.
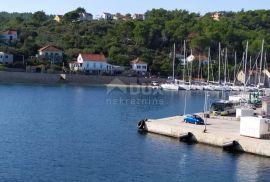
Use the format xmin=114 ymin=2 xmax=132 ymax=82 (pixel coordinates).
xmin=160 ymin=83 xmax=179 ymax=90
xmin=178 ymin=84 xmax=190 ymax=90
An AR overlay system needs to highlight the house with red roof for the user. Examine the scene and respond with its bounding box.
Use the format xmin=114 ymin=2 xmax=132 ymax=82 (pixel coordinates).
xmin=130 ymin=58 xmax=147 ymax=74
xmin=0 ymin=30 xmax=18 ymax=41
xmin=69 ymin=53 xmax=112 ymax=73
xmin=38 ymin=45 xmax=63 ymax=62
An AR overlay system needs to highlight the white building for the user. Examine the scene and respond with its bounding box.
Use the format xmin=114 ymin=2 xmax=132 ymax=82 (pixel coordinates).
xmin=130 ymin=58 xmax=147 ymax=74
xmin=69 ymin=53 xmax=113 ymax=74
xmin=132 ymin=14 xmax=145 ymax=20
xmin=101 ymin=12 xmax=113 ymax=20
xmin=0 ymin=52 xmax=13 ymax=64
xmin=113 ymin=13 xmax=124 ymax=20
xmin=78 ymin=12 xmax=93 ymax=21
xmin=240 ymin=116 xmax=270 ymax=138
xmin=0 ymin=30 xmax=18 ymax=41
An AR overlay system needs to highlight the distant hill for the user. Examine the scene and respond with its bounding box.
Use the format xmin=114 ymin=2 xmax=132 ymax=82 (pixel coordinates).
xmin=0 ymin=8 xmax=270 ymax=77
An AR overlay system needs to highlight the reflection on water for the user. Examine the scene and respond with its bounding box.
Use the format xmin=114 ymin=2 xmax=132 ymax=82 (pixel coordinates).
xmin=145 ymin=132 xmax=270 ymax=182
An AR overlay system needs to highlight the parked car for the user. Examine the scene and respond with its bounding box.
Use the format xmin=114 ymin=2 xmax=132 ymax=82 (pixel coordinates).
xmin=183 ymin=114 xmax=204 ymax=125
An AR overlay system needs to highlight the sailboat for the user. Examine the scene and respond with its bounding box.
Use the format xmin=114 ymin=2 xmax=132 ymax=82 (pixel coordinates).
xmin=160 ymin=43 xmax=179 ymax=91
xmin=229 ymin=41 xmax=257 ymax=102
xmin=213 ymin=42 xmax=224 ymax=91
xmin=203 ymin=48 xmax=215 ymax=91
xmin=178 ymin=40 xmax=191 ymax=90
xmin=257 ymin=39 xmax=265 ymax=88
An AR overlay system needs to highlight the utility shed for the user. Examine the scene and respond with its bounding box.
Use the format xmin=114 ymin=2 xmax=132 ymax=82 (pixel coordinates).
xmin=261 ymin=97 xmax=270 ymax=117
xmin=236 ymin=108 xmax=254 ymax=118
xmin=240 ymin=116 xmax=270 ymax=138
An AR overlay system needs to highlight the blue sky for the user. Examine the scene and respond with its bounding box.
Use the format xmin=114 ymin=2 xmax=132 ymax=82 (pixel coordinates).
xmin=2 ymin=0 xmax=270 ymax=15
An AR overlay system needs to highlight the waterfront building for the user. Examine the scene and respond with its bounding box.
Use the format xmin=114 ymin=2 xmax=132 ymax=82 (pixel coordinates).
xmin=0 ymin=30 xmax=18 ymax=41
xmin=130 ymin=58 xmax=147 ymax=75
xmin=0 ymin=52 xmax=13 ymax=64
xmin=38 ymin=45 xmax=63 ymax=63
xmin=69 ymin=53 xmax=113 ymax=74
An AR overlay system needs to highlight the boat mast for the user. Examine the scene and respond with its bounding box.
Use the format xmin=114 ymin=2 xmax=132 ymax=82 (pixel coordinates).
xmin=189 ymin=49 xmax=193 ymax=85
xmin=244 ymin=41 xmax=248 ymax=92
xmin=234 ymin=51 xmax=237 ymax=85
xmin=218 ymin=42 xmax=221 ymax=84
xmin=255 ymin=55 xmax=258 ymax=85
xmin=258 ymin=39 xmax=264 ymax=85
xmin=201 ymin=57 xmax=203 ymax=80
xmin=211 ymin=59 xmax=214 ymax=82
xmin=224 ymin=48 xmax=227 ymax=84
xmin=207 ymin=47 xmax=210 ymax=83
xmin=263 ymin=52 xmax=267 ymax=84
xmin=183 ymin=40 xmax=186 ymax=82
xmin=249 ymin=56 xmax=252 ymax=85
xmin=227 ymin=51 xmax=230 ymax=83
xmin=172 ymin=43 xmax=175 ymax=81
xmin=198 ymin=54 xmax=201 ymax=80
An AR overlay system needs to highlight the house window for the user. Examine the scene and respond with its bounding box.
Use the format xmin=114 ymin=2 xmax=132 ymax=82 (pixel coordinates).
xmin=55 ymin=53 xmax=59 ymax=56
xmin=93 ymin=63 xmax=96 ymax=68
xmin=5 ymin=55 xmax=8 ymax=58
xmin=87 ymin=63 xmax=89 ymax=68
xmin=137 ymin=65 xmax=141 ymax=69
xmin=142 ymin=66 xmax=146 ymax=69
xmin=0 ymin=55 xmax=2 ymax=58
xmin=100 ymin=63 xmax=102 ymax=69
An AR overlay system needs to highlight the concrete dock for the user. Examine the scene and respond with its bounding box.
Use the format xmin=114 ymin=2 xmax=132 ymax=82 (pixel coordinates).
xmin=144 ymin=115 xmax=270 ymax=157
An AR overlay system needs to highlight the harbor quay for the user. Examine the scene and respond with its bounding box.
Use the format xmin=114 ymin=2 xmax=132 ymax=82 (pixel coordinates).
xmin=141 ymin=115 xmax=270 ymax=157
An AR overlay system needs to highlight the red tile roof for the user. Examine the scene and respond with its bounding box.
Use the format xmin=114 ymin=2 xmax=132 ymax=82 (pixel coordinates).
xmin=80 ymin=53 xmax=107 ymax=62
xmin=39 ymin=45 xmax=62 ymax=52
xmin=130 ymin=58 xmax=146 ymax=64
xmin=1 ymin=30 xmax=17 ymax=35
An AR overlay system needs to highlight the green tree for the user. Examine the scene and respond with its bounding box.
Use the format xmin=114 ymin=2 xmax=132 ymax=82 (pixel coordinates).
xmin=32 ymin=11 xmax=47 ymax=24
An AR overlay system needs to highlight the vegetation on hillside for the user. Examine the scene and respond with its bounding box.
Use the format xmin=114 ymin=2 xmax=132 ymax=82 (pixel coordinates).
xmin=0 ymin=8 xmax=270 ymax=78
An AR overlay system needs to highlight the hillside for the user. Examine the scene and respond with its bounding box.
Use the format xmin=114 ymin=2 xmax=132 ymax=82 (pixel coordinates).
xmin=1 ymin=8 xmax=270 ymax=77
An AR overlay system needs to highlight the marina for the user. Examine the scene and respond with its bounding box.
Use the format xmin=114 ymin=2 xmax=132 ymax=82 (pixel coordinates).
xmin=139 ymin=115 xmax=270 ymax=157
xmin=2 ymin=2 xmax=270 ymax=181
xmin=0 ymin=84 xmax=270 ymax=181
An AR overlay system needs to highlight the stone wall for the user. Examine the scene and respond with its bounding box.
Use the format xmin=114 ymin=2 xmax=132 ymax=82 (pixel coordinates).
xmin=0 ymin=71 xmax=165 ymax=86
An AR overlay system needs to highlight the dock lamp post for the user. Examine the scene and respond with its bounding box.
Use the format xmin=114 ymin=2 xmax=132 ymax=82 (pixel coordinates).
xmin=203 ymin=91 xmax=210 ymax=133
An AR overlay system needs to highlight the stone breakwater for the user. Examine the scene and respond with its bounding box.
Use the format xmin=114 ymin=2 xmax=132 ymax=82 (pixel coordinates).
xmin=0 ymin=71 xmax=164 ymax=86
xmin=143 ymin=115 xmax=270 ymax=157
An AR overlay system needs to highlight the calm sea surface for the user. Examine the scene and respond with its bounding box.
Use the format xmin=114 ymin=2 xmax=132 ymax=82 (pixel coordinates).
xmin=0 ymin=84 xmax=269 ymax=182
